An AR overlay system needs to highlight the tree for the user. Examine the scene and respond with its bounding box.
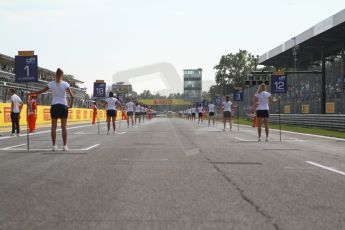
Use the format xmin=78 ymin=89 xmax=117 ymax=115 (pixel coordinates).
xmin=154 ymin=92 xmax=167 ymax=99
xmin=214 ymin=50 xmax=258 ymax=95
xmin=139 ymin=90 xmax=154 ymax=99
xmin=168 ymin=93 xmax=184 ymax=99
xmin=208 ymin=84 xmax=221 ymax=99
xmin=201 ymin=91 xmax=211 ymax=101
xmin=131 ymin=91 xmax=138 ymax=98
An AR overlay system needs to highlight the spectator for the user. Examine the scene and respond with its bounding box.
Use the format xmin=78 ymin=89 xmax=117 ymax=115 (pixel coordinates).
xmin=27 ymin=94 xmax=37 ymax=133
xmin=92 ymin=101 xmax=97 ymax=125
xmin=9 ymin=88 xmax=23 ymax=136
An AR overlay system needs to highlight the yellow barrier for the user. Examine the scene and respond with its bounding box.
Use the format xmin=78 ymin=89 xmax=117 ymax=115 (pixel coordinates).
xmin=139 ymin=99 xmax=192 ymax=106
xmin=301 ymin=104 xmax=310 ymax=114
xmin=326 ymin=102 xmax=335 ymax=114
xmin=0 ymin=103 xmax=124 ymax=127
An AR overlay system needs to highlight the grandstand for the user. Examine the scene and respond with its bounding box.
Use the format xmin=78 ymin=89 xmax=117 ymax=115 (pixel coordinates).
xmin=242 ymin=9 xmax=345 ymax=115
xmin=259 ymin=9 xmax=345 ymax=114
xmin=0 ymin=52 xmax=91 ymax=108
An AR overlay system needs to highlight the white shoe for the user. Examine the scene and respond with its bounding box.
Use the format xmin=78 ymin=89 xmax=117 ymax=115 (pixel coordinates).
xmin=265 ymin=138 xmax=269 ymax=142
xmin=52 ymin=145 xmax=58 ymax=151
xmin=10 ymin=133 xmax=15 ymax=136
xmin=63 ymin=146 xmax=69 ymax=151
xmin=113 ymin=130 xmax=117 ymax=134
xmin=258 ymin=138 xmax=262 ymax=142
xmin=16 ymin=133 xmax=20 ymax=137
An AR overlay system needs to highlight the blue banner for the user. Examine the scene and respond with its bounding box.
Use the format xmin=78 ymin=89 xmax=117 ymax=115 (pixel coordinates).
xmin=233 ymin=90 xmax=244 ymax=102
xmin=271 ymin=75 xmax=288 ymax=94
xmin=15 ymin=55 xmax=38 ymax=83
xmin=93 ymin=82 xmax=106 ymax=98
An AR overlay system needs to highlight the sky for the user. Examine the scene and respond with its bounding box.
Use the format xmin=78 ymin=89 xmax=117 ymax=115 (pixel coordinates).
xmin=1 ymin=0 xmax=345 ymax=95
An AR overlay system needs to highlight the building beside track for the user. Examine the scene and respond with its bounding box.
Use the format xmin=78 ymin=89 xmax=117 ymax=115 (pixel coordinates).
xmin=244 ymin=9 xmax=345 ymax=115
xmin=0 ymin=52 xmax=90 ymax=108
xmin=183 ymin=68 xmax=202 ymax=100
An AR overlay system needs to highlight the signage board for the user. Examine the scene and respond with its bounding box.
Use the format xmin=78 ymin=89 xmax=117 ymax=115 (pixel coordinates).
xmin=117 ymin=94 xmax=125 ymax=104
xmin=233 ymin=90 xmax=244 ymax=102
xmin=15 ymin=55 xmax=38 ymax=83
xmin=93 ymin=82 xmax=106 ymax=98
xmin=271 ymin=75 xmax=288 ymax=94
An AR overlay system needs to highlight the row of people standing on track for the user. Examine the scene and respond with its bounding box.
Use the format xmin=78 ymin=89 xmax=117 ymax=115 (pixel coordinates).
xmin=102 ymin=92 xmax=152 ymax=134
xmin=125 ymin=98 xmax=150 ymax=127
xmin=180 ymin=95 xmax=236 ymax=132
xmin=7 ymin=68 xmax=155 ymax=151
xmin=1 ymin=71 xmax=68 ymax=143
xmin=179 ymin=83 xmax=280 ymax=141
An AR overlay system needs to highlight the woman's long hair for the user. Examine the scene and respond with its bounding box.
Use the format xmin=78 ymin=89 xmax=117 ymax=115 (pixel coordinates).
xmin=256 ymin=83 xmax=266 ymax=95
xmin=56 ymin=68 xmax=63 ymax=82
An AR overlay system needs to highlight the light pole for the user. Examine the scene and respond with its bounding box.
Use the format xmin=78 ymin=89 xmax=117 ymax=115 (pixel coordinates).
xmin=292 ymin=37 xmax=299 ymax=113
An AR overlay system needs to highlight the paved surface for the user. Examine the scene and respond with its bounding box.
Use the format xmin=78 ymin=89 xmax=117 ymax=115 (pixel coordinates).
xmin=0 ymin=118 xmax=345 ymax=230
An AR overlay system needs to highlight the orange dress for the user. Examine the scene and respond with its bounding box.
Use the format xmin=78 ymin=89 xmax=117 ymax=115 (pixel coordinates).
xmin=27 ymin=99 xmax=37 ymax=132
xmin=92 ymin=105 xmax=97 ymax=124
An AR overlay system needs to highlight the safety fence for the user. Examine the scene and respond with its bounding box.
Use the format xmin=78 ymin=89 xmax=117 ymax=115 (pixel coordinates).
xmin=238 ymin=59 xmax=345 ymax=114
xmin=245 ymin=113 xmax=345 ymax=132
xmin=0 ymin=103 xmax=124 ymax=127
xmin=0 ymin=70 xmax=90 ymax=108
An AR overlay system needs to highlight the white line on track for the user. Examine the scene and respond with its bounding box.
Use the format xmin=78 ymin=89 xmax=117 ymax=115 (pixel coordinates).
xmin=116 ymin=132 xmax=127 ymax=135
xmin=306 ymin=161 xmax=345 ymax=176
xmin=234 ymin=137 xmax=249 ymax=142
xmin=0 ymin=124 xmax=93 ymax=140
xmin=276 ymin=130 xmax=344 ymax=141
xmin=0 ymin=144 xmax=100 ymax=151
xmin=73 ymin=131 xmax=99 ymax=135
xmin=4 ymin=149 xmax=52 ymax=151
xmin=74 ymin=131 xmax=84 ymax=134
xmin=238 ymin=124 xmax=345 ymax=141
xmin=82 ymin=144 xmax=100 ymax=151
xmin=2 ymin=143 xmax=26 ymax=150
xmin=287 ymin=138 xmax=305 ymax=142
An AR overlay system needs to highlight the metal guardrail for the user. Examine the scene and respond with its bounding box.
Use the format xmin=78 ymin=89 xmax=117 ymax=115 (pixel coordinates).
xmin=0 ymin=71 xmax=90 ymax=107
xmin=246 ymin=114 xmax=345 ymax=132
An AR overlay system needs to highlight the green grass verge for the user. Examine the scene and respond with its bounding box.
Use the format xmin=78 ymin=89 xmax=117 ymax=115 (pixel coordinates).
xmin=232 ymin=117 xmax=345 ymax=139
